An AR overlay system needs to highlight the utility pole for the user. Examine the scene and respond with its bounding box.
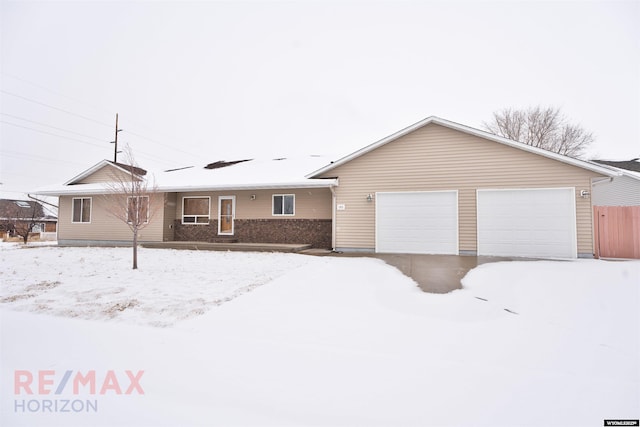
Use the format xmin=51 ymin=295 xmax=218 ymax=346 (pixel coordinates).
xmin=110 ymin=113 xmax=123 ymax=162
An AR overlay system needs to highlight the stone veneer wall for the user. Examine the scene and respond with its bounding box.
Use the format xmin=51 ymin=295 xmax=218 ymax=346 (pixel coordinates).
xmin=173 ymin=219 xmax=332 ymax=248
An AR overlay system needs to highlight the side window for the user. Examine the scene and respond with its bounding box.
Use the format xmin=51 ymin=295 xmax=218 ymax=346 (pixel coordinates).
xmin=273 ymin=194 xmax=295 ymax=216
xmin=72 ymin=198 xmax=91 ymax=223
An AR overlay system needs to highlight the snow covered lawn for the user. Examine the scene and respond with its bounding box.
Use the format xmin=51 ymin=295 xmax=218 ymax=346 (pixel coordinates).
xmin=0 ymin=244 xmax=312 ymax=327
xmin=1 ymin=244 xmax=638 ymax=426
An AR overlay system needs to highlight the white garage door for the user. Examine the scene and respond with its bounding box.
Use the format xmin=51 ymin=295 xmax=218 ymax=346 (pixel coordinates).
xmin=477 ymin=188 xmax=577 ymax=258
xmin=376 ymin=191 xmax=458 ymax=254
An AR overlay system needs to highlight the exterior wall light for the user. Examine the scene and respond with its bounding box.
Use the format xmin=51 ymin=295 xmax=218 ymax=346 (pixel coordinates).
xmin=366 ymin=194 xmax=373 ymax=202
xmin=580 ymin=190 xmax=590 ymax=198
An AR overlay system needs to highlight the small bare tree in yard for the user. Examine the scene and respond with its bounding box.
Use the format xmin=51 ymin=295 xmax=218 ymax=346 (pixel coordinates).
xmin=0 ymin=200 xmax=42 ymax=244
xmin=483 ymin=106 xmax=594 ymax=158
xmin=103 ymin=147 xmax=160 ymax=269
xmin=13 ymin=204 xmax=38 ymax=244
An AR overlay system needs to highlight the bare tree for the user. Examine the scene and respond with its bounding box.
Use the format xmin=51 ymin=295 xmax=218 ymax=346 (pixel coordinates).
xmin=483 ymin=106 xmax=594 ymax=158
xmin=13 ymin=203 xmax=39 ymax=244
xmin=0 ymin=200 xmax=42 ymax=244
xmin=103 ymin=146 xmax=160 ymax=269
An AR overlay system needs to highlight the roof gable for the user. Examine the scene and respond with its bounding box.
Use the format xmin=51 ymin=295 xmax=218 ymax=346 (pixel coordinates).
xmin=65 ymin=160 xmax=147 ymax=185
xmin=307 ymin=116 xmax=619 ymax=178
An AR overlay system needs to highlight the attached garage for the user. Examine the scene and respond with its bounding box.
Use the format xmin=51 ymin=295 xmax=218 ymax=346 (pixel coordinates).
xmin=477 ymin=188 xmax=577 ymax=258
xmin=310 ymin=117 xmax=618 ymax=258
xmin=375 ymin=191 xmax=458 ymax=254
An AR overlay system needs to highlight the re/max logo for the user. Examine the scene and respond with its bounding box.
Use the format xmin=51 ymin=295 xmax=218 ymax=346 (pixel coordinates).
xmin=14 ymin=370 xmax=145 ymax=395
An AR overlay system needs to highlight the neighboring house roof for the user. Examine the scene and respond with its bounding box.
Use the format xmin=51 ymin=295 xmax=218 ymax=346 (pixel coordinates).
xmin=591 ymin=158 xmax=640 ymax=173
xmin=0 ymin=199 xmax=56 ymax=221
xmin=307 ymin=116 xmax=620 ymax=178
xmin=588 ymin=161 xmax=640 ymax=182
xmin=36 ymin=155 xmax=338 ymax=196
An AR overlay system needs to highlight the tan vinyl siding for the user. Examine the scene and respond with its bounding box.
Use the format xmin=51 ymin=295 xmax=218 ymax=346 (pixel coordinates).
xmin=320 ymin=123 xmax=604 ymax=255
xmin=58 ymin=194 xmax=164 ymax=242
xmin=163 ymin=193 xmax=177 ymax=240
xmin=174 ymin=188 xmax=332 ymax=220
xmin=77 ymin=165 xmax=139 ymax=184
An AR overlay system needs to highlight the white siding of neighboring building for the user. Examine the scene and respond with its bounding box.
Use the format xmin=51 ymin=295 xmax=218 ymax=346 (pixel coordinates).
xmin=592 ymin=174 xmax=640 ymax=206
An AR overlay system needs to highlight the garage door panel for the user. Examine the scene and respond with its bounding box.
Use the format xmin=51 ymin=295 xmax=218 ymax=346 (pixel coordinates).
xmin=477 ymin=188 xmax=577 ymax=258
xmin=376 ymin=191 xmax=458 ymax=255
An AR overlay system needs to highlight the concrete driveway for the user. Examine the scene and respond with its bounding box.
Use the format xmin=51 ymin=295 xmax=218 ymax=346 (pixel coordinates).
xmin=370 ymin=254 xmax=518 ymax=293
xmin=306 ymin=250 xmax=519 ymax=293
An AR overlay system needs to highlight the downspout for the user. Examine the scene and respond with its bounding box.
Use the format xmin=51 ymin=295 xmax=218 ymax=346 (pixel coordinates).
xmin=330 ymin=181 xmax=338 ymax=251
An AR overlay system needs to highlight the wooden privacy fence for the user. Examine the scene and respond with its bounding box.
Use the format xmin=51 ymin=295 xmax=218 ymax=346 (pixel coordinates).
xmin=593 ymin=206 xmax=640 ymax=259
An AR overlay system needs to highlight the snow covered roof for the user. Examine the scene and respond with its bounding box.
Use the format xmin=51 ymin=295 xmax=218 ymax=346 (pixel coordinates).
xmin=35 ymin=155 xmax=338 ymax=196
xmin=307 ymin=116 xmax=621 ymax=178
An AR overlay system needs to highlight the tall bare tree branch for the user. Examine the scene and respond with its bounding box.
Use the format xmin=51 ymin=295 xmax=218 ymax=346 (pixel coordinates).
xmin=483 ymin=106 xmax=593 ymax=158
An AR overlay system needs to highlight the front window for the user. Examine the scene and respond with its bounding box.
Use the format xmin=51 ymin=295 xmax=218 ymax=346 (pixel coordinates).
xmin=272 ymin=194 xmax=295 ymax=216
xmin=183 ymin=197 xmax=210 ymax=224
xmin=127 ymin=196 xmax=149 ymax=224
xmin=72 ymin=198 xmax=91 ymax=223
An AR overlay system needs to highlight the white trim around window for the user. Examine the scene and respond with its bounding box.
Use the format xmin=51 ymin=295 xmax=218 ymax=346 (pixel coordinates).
xmin=71 ymin=197 xmax=92 ymax=223
xmin=182 ymin=196 xmax=211 ymax=225
xmin=272 ymin=194 xmax=295 ymax=216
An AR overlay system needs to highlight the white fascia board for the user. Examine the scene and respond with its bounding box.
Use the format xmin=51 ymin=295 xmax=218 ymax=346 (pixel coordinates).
xmin=307 ymin=116 xmax=620 ymax=178
xmin=590 ymin=163 xmax=640 ymax=181
xmin=35 ymin=179 xmax=338 ymax=196
xmin=158 ymin=179 xmax=338 ymax=193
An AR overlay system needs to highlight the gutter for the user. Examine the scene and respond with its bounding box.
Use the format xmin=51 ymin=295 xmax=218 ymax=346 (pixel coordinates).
xmin=34 ymin=179 xmax=339 ymax=196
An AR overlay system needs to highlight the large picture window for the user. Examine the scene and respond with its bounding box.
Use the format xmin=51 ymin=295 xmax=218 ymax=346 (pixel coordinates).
xmin=127 ymin=196 xmax=150 ymax=224
xmin=183 ymin=197 xmax=210 ymax=224
xmin=272 ymin=194 xmax=295 ymax=216
xmin=72 ymin=197 xmax=92 ymax=223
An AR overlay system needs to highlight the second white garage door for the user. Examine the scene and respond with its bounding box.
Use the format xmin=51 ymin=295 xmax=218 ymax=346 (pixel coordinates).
xmin=477 ymin=188 xmax=577 ymax=258
xmin=376 ymin=191 xmax=458 ymax=254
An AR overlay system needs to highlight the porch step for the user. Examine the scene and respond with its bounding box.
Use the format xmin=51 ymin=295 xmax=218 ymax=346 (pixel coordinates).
xmin=142 ymin=241 xmax=312 ymax=253
xmin=210 ymin=238 xmax=239 ymax=243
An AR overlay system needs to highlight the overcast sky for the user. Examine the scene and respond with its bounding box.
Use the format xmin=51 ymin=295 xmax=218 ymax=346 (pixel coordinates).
xmin=1 ymin=0 xmax=638 ymax=198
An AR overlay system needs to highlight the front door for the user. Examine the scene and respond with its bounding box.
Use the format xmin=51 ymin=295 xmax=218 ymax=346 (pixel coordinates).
xmin=218 ymin=196 xmax=235 ymax=235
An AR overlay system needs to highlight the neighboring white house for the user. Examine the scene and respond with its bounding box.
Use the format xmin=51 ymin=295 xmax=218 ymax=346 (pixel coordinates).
xmin=591 ymin=159 xmax=640 ymax=206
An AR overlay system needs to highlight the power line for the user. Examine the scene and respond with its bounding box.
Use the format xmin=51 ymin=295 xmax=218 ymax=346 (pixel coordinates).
xmin=1 ymin=120 xmax=182 ymax=168
xmin=0 ymin=89 xmax=113 ymax=128
xmin=0 ymin=120 xmax=106 ymax=149
xmin=1 ymin=72 xmax=113 ymax=117
xmin=2 ymin=79 xmax=204 ymax=161
xmin=123 ymin=129 xmax=203 ymax=161
xmin=2 ymin=84 xmax=203 ymax=161
xmin=2 ymin=84 xmax=205 ymax=162
xmin=0 ymin=112 xmax=107 ymax=142
xmin=0 ymin=149 xmax=85 ymax=166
